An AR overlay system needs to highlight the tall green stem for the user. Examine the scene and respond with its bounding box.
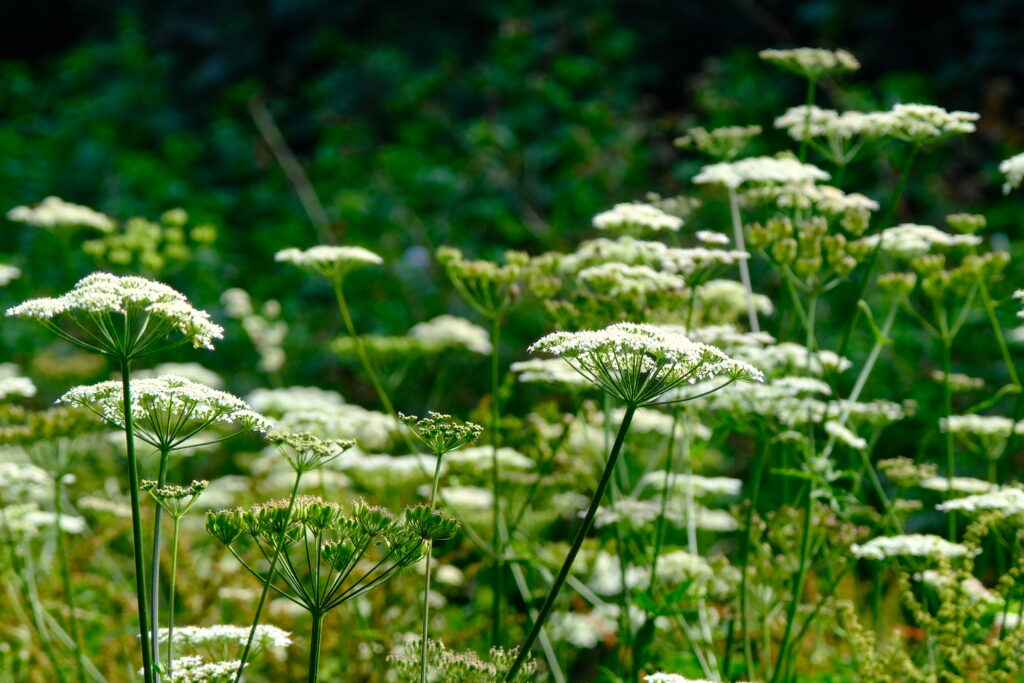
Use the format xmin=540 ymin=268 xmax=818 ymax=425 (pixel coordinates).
xmin=797 ymin=78 xmax=817 ymax=163
xmin=333 ymin=281 xmax=397 ymax=418
xmin=503 ymin=405 xmax=636 ymax=681
xmin=489 ymin=316 xmax=505 ymax=646
xmin=771 ymin=486 xmax=814 ymax=683
xmin=149 ymin=448 xmax=170 ymax=669
xmin=122 ymin=360 xmax=155 ymax=683
xmin=167 ymin=517 xmax=181 ymax=675
xmin=420 ymin=454 xmax=444 ymax=683
xmin=234 ymin=470 xmax=304 ymax=682
xmin=728 ymin=187 xmax=760 ymax=333
xmin=54 ymin=474 xmax=86 ymax=683
xmin=941 ymin=332 xmax=956 ymax=540
xmin=307 ymin=611 xmax=325 ymax=683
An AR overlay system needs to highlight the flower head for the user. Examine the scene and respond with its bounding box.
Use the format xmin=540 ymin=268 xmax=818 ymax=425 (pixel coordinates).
xmin=399 ymin=411 xmax=483 ymax=455
xmin=851 ymin=534 xmax=973 ymax=562
xmin=436 ymin=247 xmax=524 ymax=320
xmin=6 ymin=272 xmax=223 ymax=355
xmin=275 ymin=245 xmax=383 ymax=281
xmin=268 ymin=431 xmax=354 ymax=473
xmin=141 ymin=479 xmax=208 ymax=518
xmin=674 ymin=125 xmax=761 ymax=160
xmin=7 ymin=196 xmax=115 ymax=233
xmin=1000 ymin=152 xmax=1024 ymax=194
xmin=529 ymin=322 xmax=763 ymax=407
xmin=694 ymin=156 xmax=830 ymax=189
xmin=759 ymin=47 xmax=860 ymax=79
xmin=592 ymin=202 xmax=684 ymax=234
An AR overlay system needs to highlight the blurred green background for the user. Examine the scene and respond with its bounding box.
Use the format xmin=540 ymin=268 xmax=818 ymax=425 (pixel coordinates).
xmin=3 ymin=0 xmax=1024 ymax=400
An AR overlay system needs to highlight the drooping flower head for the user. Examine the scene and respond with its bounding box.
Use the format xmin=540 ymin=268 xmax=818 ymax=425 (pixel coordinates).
xmin=275 ymin=245 xmax=383 ymax=282
xmin=6 ymin=272 xmax=223 ymax=356
xmin=399 ymin=411 xmax=483 ymax=456
xmin=59 ymin=375 xmax=271 ymax=451
xmin=759 ymin=47 xmax=860 ymax=79
xmin=528 ymin=322 xmax=763 ymax=407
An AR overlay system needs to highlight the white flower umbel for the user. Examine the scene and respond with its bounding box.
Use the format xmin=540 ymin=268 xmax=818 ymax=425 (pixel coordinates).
xmin=920 ymin=476 xmax=995 ymax=495
xmin=7 ymin=196 xmax=115 ymax=232
xmin=275 ymin=245 xmax=383 ymax=282
xmin=246 ymin=386 xmax=345 ymax=417
xmin=694 ymin=156 xmax=830 ymax=190
xmin=158 ymin=624 xmax=292 ymax=654
xmin=759 ymin=47 xmax=860 ymax=79
xmin=144 ymin=654 xmax=244 ymax=682
xmin=882 ymin=104 xmax=979 ymax=143
xmin=0 ymin=263 xmax=20 ymax=286
xmin=695 ymin=230 xmax=730 ymax=246
xmin=639 ymin=471 xmax=742 ymax=497
xmin=645 ymin=674 xmax=719 ymax=683
xmin=999 ymin=152 xmax=1024 ymax=194
xmin=59 ymin=375 xmax=271 ymax=451
xmin=408 ymin=314 xmax=493 ymax=355
xmin=0 ymin=363 xmax=36 ymax=401
xmin=851 ymin=534 xmax=973 ymax=561
xmin=578 ymin=263 xmax=686 ymax=298
xmin=824 ymin=421 xmax=867 ymax=450
xmin=510 ymin=358 xmax=591 ymax=388
xmin=6 ymin=272 xmax=223 ymax=355
xmin=530 ymin=322 xmax=763 ymax=407
xmin=592 ymin=202 xmax=684 ymax=233
xmin=858 ymin=224 xmax=982 ymax=259
xmin=936 ymin=487 xmax=1024 ymax=516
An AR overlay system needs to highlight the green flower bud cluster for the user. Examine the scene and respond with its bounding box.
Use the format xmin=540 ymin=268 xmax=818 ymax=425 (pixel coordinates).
xmin=400 ymin=411 xmax=483 ymax=456
xmin=674 ymin=125 xmax=762 ymax=160
xmin=436 ymin=247 xmax=525 ymax=320
xmin=748 ymin=216 xmax=860 ymax=284
xmin=268 ymin=431 xmax=354 ymax=473
xmin=82 ymin=210 xmax=198 ymax=277
xmin=141 ymin=479 xmax=208 ymax=518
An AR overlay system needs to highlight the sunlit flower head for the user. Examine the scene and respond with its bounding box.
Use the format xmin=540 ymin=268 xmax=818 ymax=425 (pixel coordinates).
xmin=694 ymin=156 xmax=830 ymax=189
xmin=529 ymin=322 xmax=763 ymax=407
xmin=399 ymin=411 xmax=483 ymax=456
xmin=275 ymin=245 xmax=383 ymax=282
xmin=999 ymin=152 xmax=1024 ymax=194
xmin=7 ymin=196 xmax=115 ymax=233
xmin=592 ymin=202 xmax=684 ymax=234
xmin=759 ymin=47 xmax=860 ymax=79
xmin=851 ymin=534 xmax=973 ymax=562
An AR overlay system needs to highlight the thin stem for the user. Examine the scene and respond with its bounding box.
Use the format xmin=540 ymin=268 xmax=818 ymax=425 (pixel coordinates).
xmin=490 ymin=316 xmax=504 ymax=646
xmin=54 ymin=474 xmax=86 ymax=683
xmin=977 ymin=275 xmax=1022 ymax=388
xmin=728 ymin=187 xmax=760 ymax=332
xmin=771 ymin=486 xmax=814 ymax=683
xmin=730 ymin=440 xmax=769 ymax=680
xmin=149 ymin=448 xmax=170 ymax=669
xmin=503 ymin=404 xmax=636 ymax=681
xmin=121 ymin=360 xmax=155 ymax=683
xmin=420 ymin=453 xmax=445 ymax=683
xmin=167 ymin=517 xmax=181 ymax=675
xmin=941 ymin=331 xmax=956 ymax=540
xmin=333 ymin=281 xmax=397 ymax=419
xmin=797 ymin=77 xmax=816 ymax=163
xmin=307 ymin=611 xmax=325 ymax=683
xmin=234 ymin=470 xmax=304 ymax=683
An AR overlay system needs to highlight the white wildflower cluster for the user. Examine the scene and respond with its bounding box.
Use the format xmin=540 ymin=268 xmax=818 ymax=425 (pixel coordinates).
xmin=549 ymin=603 xmax=645 ymax=649
xmin=0 ymin=364 xmax=36 ymax=401
xmin=408 ymin=315 xmax=492 ymax=355
xmin=59 ymin=375 xmax=272 ymax=441
xmin=592 ymin=202 xmax=684 ymax=233
xmin=824 ymin=420 xmax=868 ymax=450
xmin=919 ymin=476 xmax=995 ymax=495
xmin=143 ymin=655 xmax=244 ymax=682
xmin=136 ymin=362 xmax=224 ymax=389
xmin=592 ymin=497 xmax=736 ymax=532
xmin=858 ymin=224 xmax=982 ymax=259
xmin=918 ymin=569 xmax=999 ymax=605
xmin=246 ymin=386 xmax=345 ymax=417
xmin=639 ymin=471 xmax=742 ymax=497
xmin=693 ymin=156 xmax=830 ymax=189
xmin=220 ymin=288 xmax=288 ymax=373
xmin=0 ymin=263 xmax=20 ymax=286
xmin=439 ymin=486 xmax=494 ymax=514
xmin=775 ymin=106 xmax=892 ymax=142
xmin=935 ymin=487 xmax=1024 ymax=516
xmin=338 ymin=452 xmax=444 ymax=490
xmin=0 ymin=503 xmax=86 ymax=537
xmin=158 ymin=624 xmax=292 ymax=652
xmin=743 ymin=182 xmax=879 ymax=215
xmin=940 ymin=414 xmax=1024 ymax=439
xmin=530 ymin=323 xmax=763 ymax=407
xmin=645 ymin=674 xmax=720 ymax=683
xmin=7 ymin=196 xmax=115 ymax=232
xmin=443 ymin=446 xmax=533 ymax=473
xmin=6 ymin=272 xmax=224 ymax=350
xmin=694 ymin=279 xmax=774 ymax=320
xmin=275 ymin=245 xmax=382 ymax=281
xmin=851 ymin=534 xmax=973 ymax=561
xmin=759 ymin=47 xmax=860 ymax=78
xmin=999 ymin=152 xmax=1024 ymax=194
xmin=931 ymin=370 xmax=985 ymax=392
xmin=674 ymin=125 xmax=761 ymax=160
xmin=882 ymin=104 xmax=979 ymax=142
xmin=510 ymin=358 xmax=591 ymax=388
xmin=695 ymin=230 xmax=730 ymax=245
xmin=708 ymin=381 xmax=904 ymax=429
xmin=556 ymin=236 xmax=748 ymax=278
xmin=604 ymin=407 xmax=711 ymax=439
xmin=0 ymin=462 xmax=52 ymax=502
xmin=77 ymin=495 xmax=132 ymax=518
xmin=274 ymin=404 xmax=400 ymax=452
xmin=578 ymin=263 xmax=686 ymax=297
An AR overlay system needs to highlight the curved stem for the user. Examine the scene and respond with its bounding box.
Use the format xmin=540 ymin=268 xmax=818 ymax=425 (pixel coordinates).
xmin=503 ymin=405 xmax=636 ymax=681
xmin=307 ymin=611 xmax=325 ymax=683
xmin=54 ymin=475 xmax=86 ymax=683
xmin=149 ymin=448 xmax=170 ymax=669
xmin=234 ymin=470 xmax=304 ymax=682
xmin=167 ymin=517 xmax=181 ymax=675
xmin=122 ymin=360 xmax=155 ymax=683
xmin=728 ymin=187 xmax=760 ymax=332
xmin=333 ymin=281 xmax=398 ymax=419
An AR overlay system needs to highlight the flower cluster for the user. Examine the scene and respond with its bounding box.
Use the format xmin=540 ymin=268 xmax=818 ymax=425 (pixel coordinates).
xmin=591 ymin=202 xmax=684 ymax=233
xmin=693 ymin=156 xmax=830 ymax=189
xmin=408 ymin=315 xmax=493 ymax=355
xmin=141 ymin=479 xmax=208 ymax=517
xmin=400 ymin=411 xmax=483 ymax=455
xmin=1000 ymin=152 xmax=1024 ymax=194
xmin=7 ymin=196 xmax=115 ymax=232
xmin=275 ymin=245 xmax=383 ymax=282
xmin=935 ymin=488 xmax=1024 ymax=516
xmin=158 ymin=624 xmax=292 ymax=657
xmin=674 ymin=125 xmax=761 ymax=160
xmin=759 ymin=47 xmax=860 ymax=78
xmin=268 ymin=431 xmax=354 ymax=473
xmin=0 ymin=264 xmax=21 ymax=286
xmin=436 ymin=247 xmax=524 ymax=320
xmin=858 ymin=224 xmax=983 ymax=259
xmin=851 ymin=534 xmax=973 ymax=561
xmin=529 ymin=323 xmax=763 ymax=406
xmin=0 ymin=364 xmax=36 ymax=401
xmin=6 ymin=272 xmax=223 ymax=352
xmin=146 ymin=655 xmax=244 ymax=682
xmin=389 ymin=638 xmax=535 ymax=683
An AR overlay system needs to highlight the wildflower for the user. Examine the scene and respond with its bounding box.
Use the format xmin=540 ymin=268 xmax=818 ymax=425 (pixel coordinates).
xmin=851 ymin=534 xmax=973 ymax=561
xmin=759 ymin=47 xmax=860 ymax=78
xmin=268 ymin=431 xmax=353 ymax=473
xmin=930 ymin=370 xmax=984 ymax=392
xmin=645 ymin=675 xmax=720 ymax=683
xmin=7 ymin=196 xmax=115 ymax=232
xmin=389 ymin=638 xmax=534 ymax=683
xmin=6 ymin=272 xmax=223 ymax=354
xmin=442 ymin=445 xmax=532 ymax=473
xmin=639 ymin=472 xmax=742 ymax=497
xmin=674 ymin=125 xmax=761 ymax=160
xmin=246 ymin=386 xmax=345 ymax=416
xmin=157 ymin=624 xmax=292 ymax=655
xmin=275 ymin=245 xmax=383 ymax=282
xmin=141 ymin=655 xmax=244 ymax=682
xmin=695 ymin=230 xmax=730 ymax=245
xmin=274 ymin=404 xmax=400 ymax=452
xmin=824 ymin=420 xmax=868 ymax=450
xmin=936 ymin=487 xmax=1024 ymax=516
xmin=0 ymin=263 xmax=20 ymax=286
xmin=136 ymin=362 xmax=224 ymax=389
xmin=400 ymin=411 xmax=483 ymax=456
xmin=0 ymin=364 xmax=36 ymax=401
xmin=578 ymin=262 xmax=686 ymax=297
xmin=59 ymin=375 xmax=271 ymax=450
xmin=530 ymin=322 xmax=763 ymax=407
xmin=141 ymin=480 xmax=208 ymax=518
xmin=999 ymin=152 xmax=1024 ymax=194
xmin=920 ymin=476 xmax=995 ymax=494
xmin=436 ymin=246 xmax=523 ymax=320
xmin=510 ymin=358 xmax=591 ymax=388
xmin=694 ymin=155 xmax=830 ymax=189
xmin=408 ymin=315 xmax=493 ymax=355
xmin=857 ymin=224 xmax=982 ymax=259
xmin=592 ymin=202 xmax=684 ymax=233
xmin=882 ymin=104 xmax=979 ymax=143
